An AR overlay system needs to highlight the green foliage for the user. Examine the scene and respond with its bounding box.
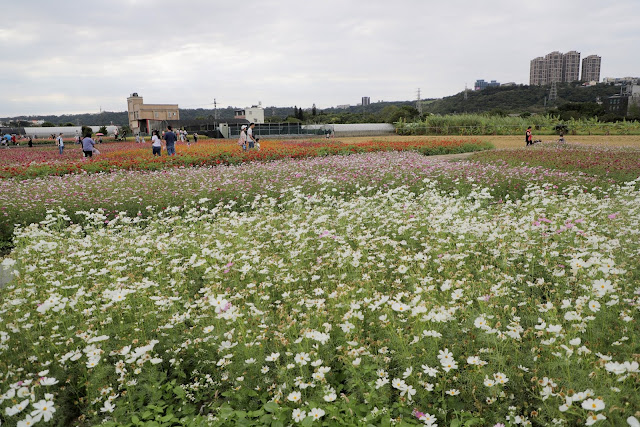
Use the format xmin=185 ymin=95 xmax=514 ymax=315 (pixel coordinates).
xmin=397 ymin=113 xmax=640 ymax=136
xmin=41 ymin=121 xmax=56 ymax=127
xmin=98 ymin=125 xmax=108 ymax=135
xmin=425 ymin=83 xmax=622 ymax=115
xmin=81 ymin=125 xmax=93 ymax=138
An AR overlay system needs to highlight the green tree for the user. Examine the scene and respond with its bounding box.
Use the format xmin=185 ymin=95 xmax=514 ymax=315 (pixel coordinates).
xmin=98 ymin=126 xmax=108 ymax=135
xmin=81 ymin=126 xmax=93 ymax=138
xmin=41 ymin=122 xmax=56 ymax=127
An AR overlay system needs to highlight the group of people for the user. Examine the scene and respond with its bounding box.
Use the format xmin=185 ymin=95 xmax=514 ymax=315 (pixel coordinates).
xmin=150 ymin=125 xmax=188 ymax=156
xmin=525 ymin=126 xmax=566 ymax=146
xmin=238 ymin=123 xmax=260 ymax=151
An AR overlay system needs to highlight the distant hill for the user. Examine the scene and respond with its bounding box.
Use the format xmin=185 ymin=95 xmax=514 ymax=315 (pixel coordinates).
xmin=423 ymin=83 xmax=622 ymax=115
xmin=1 ymin=101 xmax=419 ymax=126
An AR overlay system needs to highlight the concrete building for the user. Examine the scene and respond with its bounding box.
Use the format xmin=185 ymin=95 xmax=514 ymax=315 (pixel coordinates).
xmin=545 ymin=51 xmax=564 ymax=84
xmin=581 ymin=55 xmax=602 ymax=82
xmin=361 ymin=97 xmax=371 ymax=106
xmin=474 ymin=79 xmax=500 ymax=90
xmin=562 ymin=50 xmax=581 ymax=82
xmin=530 ymin=56 xmax=546 ymax=85
xmin=127 ymin=93 xmax=179 ymax=135
xmin=530 ymin=51 xmax=600 ymax=86
xmin=234 ymin=104 xmax=265 ymax=123
xmin=603 ymin=85 xmax=640 ymax=116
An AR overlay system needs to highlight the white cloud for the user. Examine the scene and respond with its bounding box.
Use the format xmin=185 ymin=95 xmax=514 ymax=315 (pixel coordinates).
xmin=1 ymin=0 xmax=638 ymax=116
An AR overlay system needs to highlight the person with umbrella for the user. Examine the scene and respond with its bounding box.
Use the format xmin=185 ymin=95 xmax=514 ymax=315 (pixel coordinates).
xmin=95 ymin=132 xmax=104 ymax=144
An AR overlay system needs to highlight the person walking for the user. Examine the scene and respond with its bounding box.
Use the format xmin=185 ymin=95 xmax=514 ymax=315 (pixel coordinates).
xmin=193 ymin=132 xmax=198 ymax=143
xmin=163 ymin=125 xmax=177 ymax=156
xmin=238 ymin=125 xmax=248 ymax=151
xmin=57 ymin=133 xmax=64 ymax=155
xmin=525 ymin=126 xmax=533 ymax=146
xmin=151 ymin=130 xmax=162 ymax=156
xmin=247 ymin=123 xmax=257 ymax=149
xmin=82 ymin=133 xmax=96 ymax=158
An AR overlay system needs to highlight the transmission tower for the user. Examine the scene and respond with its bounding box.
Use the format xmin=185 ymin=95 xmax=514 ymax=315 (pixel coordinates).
xmin=548 ymin=81 xmax=558 ymax=103
xmin=214 ymin=99 xmax=218 ymax=120
xmin=416 ymin=88 xmax=423 ymax=115
xmin=464 ymin=83 xmax=468 ymax=100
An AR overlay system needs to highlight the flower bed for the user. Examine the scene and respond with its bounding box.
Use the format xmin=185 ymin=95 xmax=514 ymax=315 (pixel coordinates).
xmin=0 ymin=150 xmax=609 ymax=248
xmin=0 ymin=138 xmax=492 ymax=179
xmin=0 ymin=151 xmax=639 ymax=426
xmin=472 ymin=143 xmax=640 ymax=183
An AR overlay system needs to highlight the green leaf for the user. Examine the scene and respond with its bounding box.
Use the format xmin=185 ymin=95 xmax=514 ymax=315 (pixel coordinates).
xmin=173 ymin=386 xmax=186 ymax=399
xmin=131 ymin=415 xmax=140 ymax=424
xmin=264 ymin=402 xmax=279 ymax=413
xmin=301 ymin=416 xmax=314 ymax=427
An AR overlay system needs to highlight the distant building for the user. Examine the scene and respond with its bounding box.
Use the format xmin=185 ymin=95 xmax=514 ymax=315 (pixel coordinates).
xmin=603 ymin=76 xmax=640 ymax=85
xmin=603 ymin=84 xmax=640 ymax=116
xmin=545 ymin=51 xmax=564 ymax=84
xmin=530 ymin=56 xmax=546 ymax=85
xmin=581 ymin=55 xmax=601 ymax=82
xmin=234 ymin=104 xmax=265 ymax=123
xmin=361 ymin=97 xmax=371 ymax=106
xmin=562 ymin=50 xmax=581 ymax=82
xmin=474 ymin=79 xmax=500 ymax=90
xmin=127 ymin=93 xmax=179 ymax=135
xmin=336 ymin=104 xmax=351 ymax=109
xmin=530 ymin=51 xmax=599 ymax=86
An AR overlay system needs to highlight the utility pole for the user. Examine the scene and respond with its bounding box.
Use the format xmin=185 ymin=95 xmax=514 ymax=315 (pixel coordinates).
xmin=214 ymin=99 xmax=218 ymax=120
xmin=464 ymin=84 xmax=468 ymax=101
xmin=548 ymin=81 xmax=557 ymax=103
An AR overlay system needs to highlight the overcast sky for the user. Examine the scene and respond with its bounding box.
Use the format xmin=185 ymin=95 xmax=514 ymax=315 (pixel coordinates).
xmin=1 ymin=0 xmax=638 ymax=117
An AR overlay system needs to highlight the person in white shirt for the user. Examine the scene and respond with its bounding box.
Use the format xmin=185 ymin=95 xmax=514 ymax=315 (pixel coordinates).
xmin=151 ymin=130 xmax=162 ymax=156
xmin=57 ymin=133 xmax=64 ymax=155
xmin=247 ymin=123 xmax=257 ymax=149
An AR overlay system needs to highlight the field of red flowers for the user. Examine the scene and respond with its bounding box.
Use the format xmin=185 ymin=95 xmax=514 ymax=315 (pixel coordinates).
xmin=0 ymin=138 xmax=491 ymax=178
xmin=472 ymin=142 xmax=640 ymax=183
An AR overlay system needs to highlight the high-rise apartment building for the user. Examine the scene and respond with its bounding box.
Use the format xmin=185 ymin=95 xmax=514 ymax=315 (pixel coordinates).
xmin=529 ymin=51 xmax=600 ymax=86
xmin=545 ymin=51 xmax=564 ymax=84
xmin=530 ymin=57 xmax=546 ymax=85
xmin=562 ymin=50 xmax=581 ymax=82
xmin=582 ymin=55 xmax=601 ymax=82
xmin=361 ymin=97 xmax=371 ymax=106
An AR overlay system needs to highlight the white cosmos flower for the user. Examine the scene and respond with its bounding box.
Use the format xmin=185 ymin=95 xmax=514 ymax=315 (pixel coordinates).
xmin=292 ymin=408 xmax=306 ymax=422
xmin=323 ymin=392 xmax=337 ymax=402
xmin=309 ymin=408 xmax=325 ymax=420
xmin=287 ymin=391 xmax=301 ymax=402
xmin=17 ymin=414 xmax=39 ymax=427
xmin=582 ymin=398 xmax=605 ymax=411
xmin=585 ymin=414 xmax=606 ymax=426
xmin=30 ymin=400 xmax=56 ymax=422
xmin=40 ymin=377 xmax=59 ymax=386
xmin=294 ymin=352 xmax=310 ymax=365
xmin=375 ymin=377 xmax=390 ymax=389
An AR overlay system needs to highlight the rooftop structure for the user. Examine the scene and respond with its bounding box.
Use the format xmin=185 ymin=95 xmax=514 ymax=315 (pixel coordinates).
xmin=127 ymin=93 xmax=179 ymax=135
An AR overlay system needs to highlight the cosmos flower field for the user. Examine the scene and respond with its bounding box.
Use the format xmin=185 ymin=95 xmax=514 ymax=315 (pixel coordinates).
xmin=0 ymin=142 xmax=639 ymax=426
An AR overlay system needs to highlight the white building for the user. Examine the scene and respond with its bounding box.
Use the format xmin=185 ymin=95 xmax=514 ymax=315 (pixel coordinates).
xmin=234 ymin=104 xmax=265 ymax=123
